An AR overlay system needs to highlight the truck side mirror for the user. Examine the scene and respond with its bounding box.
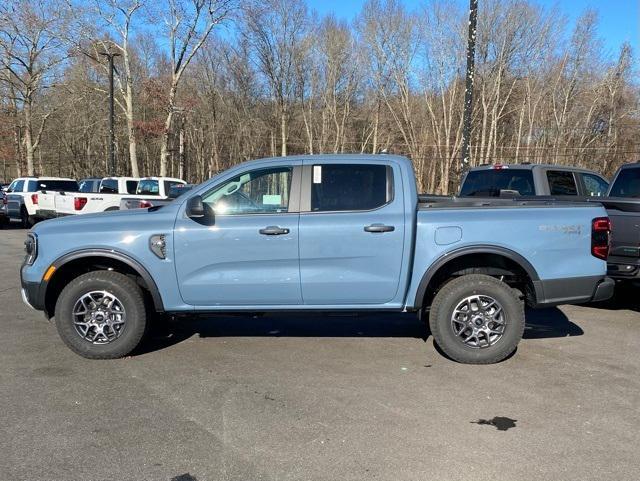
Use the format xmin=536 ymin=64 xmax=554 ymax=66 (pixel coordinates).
xmin=186 ymin=195 xmax=214 ymax=225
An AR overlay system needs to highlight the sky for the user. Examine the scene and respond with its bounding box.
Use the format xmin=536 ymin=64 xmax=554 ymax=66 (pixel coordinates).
xmin=309 ymin=0 xmax=639 ymax=58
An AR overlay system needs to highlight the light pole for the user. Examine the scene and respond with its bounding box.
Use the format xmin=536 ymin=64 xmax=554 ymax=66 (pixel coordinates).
xmin=461 ymin=0 xmax=478 ymax=174
xmin=99 ymin=50 xmax=120 ymax=176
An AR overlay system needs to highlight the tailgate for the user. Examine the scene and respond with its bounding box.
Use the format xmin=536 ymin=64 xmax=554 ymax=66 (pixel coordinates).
xmin=7 ymin=194 xmax=22 ymax=218
xmin=37 ymin=192 xmax=57 ymax=212
xmin=607 ymin=209 xmax=640 ymax=258
xmin=55 ymin=193 xmax=78 ymax=215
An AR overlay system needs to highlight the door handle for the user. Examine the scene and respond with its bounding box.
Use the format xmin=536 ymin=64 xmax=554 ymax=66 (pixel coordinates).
xmin=364 ymin=224 xmax=395 ymax=233
xmin=259 ymin=226 xmax=290 ymax=235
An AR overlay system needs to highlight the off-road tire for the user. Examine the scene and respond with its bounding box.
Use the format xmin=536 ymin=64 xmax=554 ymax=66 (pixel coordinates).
xmin=429 ymin=274 xmax=525 ymax=364
xmin=54 ymin=271 xmax=147 ymax=359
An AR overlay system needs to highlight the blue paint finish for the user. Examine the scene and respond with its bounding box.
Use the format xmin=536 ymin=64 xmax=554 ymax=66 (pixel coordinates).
xmin=23 ymin=154 xmax=609 ymax=315
xmin=435 ymin=226 xmax=462 ymax=245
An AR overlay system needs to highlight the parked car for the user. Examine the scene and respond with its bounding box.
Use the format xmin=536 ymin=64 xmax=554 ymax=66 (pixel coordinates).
xmin=6 ymin=177 xmax=78 ymax=227
xmin=119 ymin=183 xmax=195 ymax=210
xmin=21 ymin=155 xmax=613 ymax=363
xmin=0 ymin=190 xmax=8 ymax=227
xmin=598 ymin=163 xmax=640 ymax=281
xmin=459 ymin=163 xmax=609 ymax=198
xmin=36 ymin=177 xmax=139 ymax=220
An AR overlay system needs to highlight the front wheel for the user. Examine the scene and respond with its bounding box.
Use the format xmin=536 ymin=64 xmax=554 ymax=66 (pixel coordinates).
xmin=54 ymin=271 xmax=148 ymax=359
xmin=429 ymin=274 xmax=525 ymax=364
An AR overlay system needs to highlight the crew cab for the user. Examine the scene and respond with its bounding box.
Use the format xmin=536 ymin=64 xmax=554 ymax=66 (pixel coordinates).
xmin=459 ymin=163 xmax=609 ymax=198
xmin=20 ymin=155 xmax=613 ymax=364
xmin=6 ymin=177 xmax=78 ymax=227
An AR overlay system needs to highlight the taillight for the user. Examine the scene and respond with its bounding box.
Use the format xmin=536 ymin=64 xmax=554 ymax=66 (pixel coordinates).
xmin=139 ymin=200 xmax=152 ymax=208
xmin=591 ymin=217 xmax=611 ymax=260
xmin=74 ymin=197 xmax=87 ymax=210
xmin=2 ymin=196 xmax=6 ymax=205
xmin=31 ymin=193 xmax=38 ymax=205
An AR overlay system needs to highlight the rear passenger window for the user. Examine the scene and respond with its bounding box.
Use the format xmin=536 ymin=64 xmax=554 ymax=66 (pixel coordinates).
xmin=581 ymin=173 xmax=608 ymax=197
xmin=311 ymin=164 xmax=391 ymax=212
xmin=100 ymin=179 xmax=118 ymax=193
xmin=126 ymin=181 xmax=138 ymax=194
xmin=26 ymin=180 xmax=38 ymax=192
xmin=547 ymin=171 xmax=577 ymax=195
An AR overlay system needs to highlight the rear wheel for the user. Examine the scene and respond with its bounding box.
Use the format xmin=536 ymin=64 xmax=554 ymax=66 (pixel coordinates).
xmin=54 ymin=271 xmax=148 ymax=359
xmin=429 ymin=274 xmax=524 ymax=364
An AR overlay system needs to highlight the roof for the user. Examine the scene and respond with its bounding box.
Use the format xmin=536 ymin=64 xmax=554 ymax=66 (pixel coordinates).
xmin=467 ymin=163 xmax=599 ymax=174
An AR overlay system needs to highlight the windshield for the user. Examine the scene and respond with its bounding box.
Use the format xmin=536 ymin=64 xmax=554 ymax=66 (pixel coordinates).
xmin=460 ymin=169 xmax=535 ymax=197
xmin=137 ymin=179 xmax=159 ymax=196
xmin=609 ymin=168 xmax=640 ymax=197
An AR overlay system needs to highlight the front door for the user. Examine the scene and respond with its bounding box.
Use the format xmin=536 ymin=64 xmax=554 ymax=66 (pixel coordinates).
xmin=174 ymin=165 xmax=302 ymax=307
xmin=298 ymin=161 xmax=405 ymax=305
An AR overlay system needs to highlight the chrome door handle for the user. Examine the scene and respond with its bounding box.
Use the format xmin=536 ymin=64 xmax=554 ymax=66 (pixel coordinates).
xmin=259 ymin=226 xmax=290 ymax=235
xmin=364 ymin=224 xmax=395 ymax=233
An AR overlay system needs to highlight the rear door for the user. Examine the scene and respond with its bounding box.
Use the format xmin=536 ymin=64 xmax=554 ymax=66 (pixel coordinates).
xmin=298 ymin=160 xmax=405 ymax=305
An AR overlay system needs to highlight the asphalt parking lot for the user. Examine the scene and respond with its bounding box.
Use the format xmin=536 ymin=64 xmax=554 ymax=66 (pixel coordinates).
xmin=1 ymin=226 xmax=639 ymax=481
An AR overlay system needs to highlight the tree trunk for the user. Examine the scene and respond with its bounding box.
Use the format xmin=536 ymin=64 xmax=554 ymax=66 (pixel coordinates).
xmin=125 ymin=84 xmax=139 ymax=177
xmin=160 ymin=86 xmax=177 ymax=176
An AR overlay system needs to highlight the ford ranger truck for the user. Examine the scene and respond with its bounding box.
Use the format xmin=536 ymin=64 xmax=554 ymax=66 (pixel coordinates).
xmin=20 ymin=155 xmax=614 ymax=364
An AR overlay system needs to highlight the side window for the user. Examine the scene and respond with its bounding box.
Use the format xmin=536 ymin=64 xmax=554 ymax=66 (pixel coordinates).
xmin=582 ymin=173 xmax=608 ymax=197
xmin=137 ymin=179 xmax=159 ymax=195
xmin=10 ymin=180 xmax=24 ymax=193
xmin=203 ymin=167 xmax=292 ymax=215
xmin=26 ymin=180 xmax=39 ymax=192
xmin=547 ymin=170 xmax=578 ymax=196
xmin=100 ymin=179 xmax=118 ymax=193
xmin=126 ymin=180 xmax=138 ymax=194
xmin=311 ymin=164 xmax=391 ymax=212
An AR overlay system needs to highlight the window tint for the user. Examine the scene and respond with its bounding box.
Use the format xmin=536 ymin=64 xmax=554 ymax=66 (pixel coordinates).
xmin=164 ymin=181 xmax=184 ymax=196
xmin=79 ymin=180 xmax=98 ymax=193
xmin=126 ymin=180 xmax=138 ymax=194
xmin=100 ymin=179 xmax=118 ymax=193
xmin=168 ymin=184 xmax=192 ymax=199
xmin=311 ymin=164 xmax=391 ymax=211
xmin=581 ymin=173 xmax=608 ymax=197
xmin=609 ymin=168 xmax=640 ymax=197
xmin=137 ymin=179 xmax=160 ymax=195
xmin=203 ymin=167 xmax=292 ymax=215
xmin=26 ymin=180 xmax=39 ymax=192
xmin=459 ymin=169 xmax=534 ymax=197
xmin=9 ymin=180 xmax=24 ymax=193
xmin=547 ymin=170 xmax=578 ymax=195
xmin=37 ymin=180 xmax=79 ymax=192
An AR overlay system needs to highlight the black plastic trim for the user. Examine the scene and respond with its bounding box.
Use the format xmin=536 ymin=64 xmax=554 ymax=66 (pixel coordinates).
xmin=532 ymin=275 xmax=614 ymax=307
xmin=47 ymin=249 xmax=165 ymax=312
xmin=414 ymin=245 xmax=540 ymax=308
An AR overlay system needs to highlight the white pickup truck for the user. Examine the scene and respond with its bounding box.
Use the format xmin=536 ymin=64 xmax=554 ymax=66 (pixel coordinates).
xmin=36 ymin=176 xmax=185 ymax=217
xmin=6 ymin=177 xmax=78 ymax=227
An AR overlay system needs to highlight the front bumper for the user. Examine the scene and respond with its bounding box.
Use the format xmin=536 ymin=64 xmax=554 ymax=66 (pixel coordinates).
xmin=20 ymin=265 xmax=45 ymax=311
xmin=532 ymin=275 xmax=614 ymax=307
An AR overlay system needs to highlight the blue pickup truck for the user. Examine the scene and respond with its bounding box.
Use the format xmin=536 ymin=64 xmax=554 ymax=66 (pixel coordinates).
xmin=20 ymin=155 xmax=613 ymax=364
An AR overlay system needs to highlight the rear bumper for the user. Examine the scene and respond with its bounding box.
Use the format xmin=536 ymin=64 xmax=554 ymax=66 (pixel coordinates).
xmin=532 ymin=275 xmax=614 ymax=307
xmin=607 ymin=255 xmax=640 ymax=280
xmin=34 ymin=209 xmax=58 ymax=220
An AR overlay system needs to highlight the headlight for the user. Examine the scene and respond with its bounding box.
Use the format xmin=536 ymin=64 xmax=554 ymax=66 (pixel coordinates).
xmin=24 ymin=233 xmax=37 ymax=265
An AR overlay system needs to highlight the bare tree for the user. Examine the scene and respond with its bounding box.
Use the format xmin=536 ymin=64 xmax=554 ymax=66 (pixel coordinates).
xmin=158 ymin=0 xmax=233 ymax=176
xmin=241 ymin=0 xmax=309 ymax=157
xmin=0 ymin=0 xmax=69 ymax=175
